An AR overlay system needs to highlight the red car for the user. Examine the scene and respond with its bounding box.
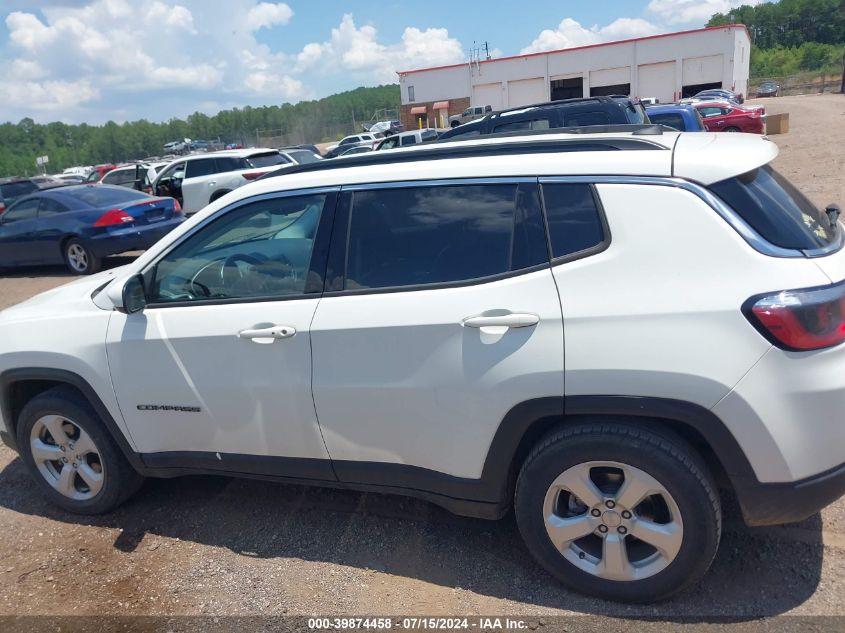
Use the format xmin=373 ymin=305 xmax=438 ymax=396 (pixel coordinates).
xmin=694 ymin=101 xmax=765 ymax=134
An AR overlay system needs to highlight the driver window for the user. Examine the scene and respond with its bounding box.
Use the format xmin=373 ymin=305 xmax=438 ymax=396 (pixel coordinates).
xmin=149 ymin=193 xmax=327 ymax=304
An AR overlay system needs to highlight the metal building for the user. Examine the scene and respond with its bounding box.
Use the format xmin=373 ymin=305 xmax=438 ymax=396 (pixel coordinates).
xmin=398 ymin=25 xmax=751 ymax=129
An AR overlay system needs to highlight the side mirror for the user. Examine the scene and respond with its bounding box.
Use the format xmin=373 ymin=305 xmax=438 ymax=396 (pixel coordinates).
xmin=121 ymin=273 xmax=147 ymax=314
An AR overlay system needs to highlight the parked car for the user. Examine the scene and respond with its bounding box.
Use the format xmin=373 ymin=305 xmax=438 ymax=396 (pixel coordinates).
xmin=2 ymin=129 xmax=843 ymax=603
xmin=151 ymin=149 xmax=290 ymax=215
xmin=439 ymin=96 xmax=650 ymax=141
xmin=0 ymin=177 xmax=38 ymax=214
xmin=98 ymin=162 xmax=169 ymax=193
xmin=645 ymin=104 xmax=706 ymax=132
xmin=375 ymin=128 xmax=440 ymax=149
xmin=324 ymin=133 xmax=384 ymax=158
xmin=279 ymin=149 xmax=322 ymax=164
xmin=693 ymin=101 xmax=765 ymax=134
xmin=84 ymin=164 xmax=117 ymax=183
xmin=278 ymin=144 xmax=323 ymax=157
xmin=56 ymin=174 xmax=86 ymax=185
xmin=30 ymin=175 xmax=67 ymax=189
xmin=0 ymin=184 xmax=183 ymax=274
xmin=448 ymin=104 xmax=493 ymax=128
xmin=337 ymin=145 xmax=373 ymax=156
xmin=364 ymin=120 xmax=402 ymax=134
xmin=694 ymin=88 xmax=744 ymax=104
xmin=756 ymin=81 xmax=780 ymax=98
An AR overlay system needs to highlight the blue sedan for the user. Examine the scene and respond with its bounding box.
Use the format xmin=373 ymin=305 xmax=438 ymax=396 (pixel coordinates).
xmin=0 ymin=184 xmax=184 ymax=274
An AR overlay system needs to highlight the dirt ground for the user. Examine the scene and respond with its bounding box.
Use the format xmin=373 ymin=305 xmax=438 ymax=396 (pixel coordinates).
xmin=0 ymin=94 xmax=844 ymax=621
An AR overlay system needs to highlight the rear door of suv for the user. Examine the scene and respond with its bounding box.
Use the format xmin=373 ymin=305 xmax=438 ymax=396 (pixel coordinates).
xmin=309 ymin=179 xmax=564 ymax=485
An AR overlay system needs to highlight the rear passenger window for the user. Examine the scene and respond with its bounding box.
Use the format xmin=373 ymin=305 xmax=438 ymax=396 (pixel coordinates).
xmin=344 ymin=184 xmax=546 ymax=290
xmin=564 ymin=111 xmax=611 ymax=127
xmin=541 ymin=184 xmax=606 ymax=259
xmin=493 ymin=119 xmax=552 ymax=133
xmin=709 ymin=165 xmax=836 ymax=250
xmin=649 ymin=113 xmax=685 ymax=131
xmin=186 ymin=159 xmax=217 ymax=178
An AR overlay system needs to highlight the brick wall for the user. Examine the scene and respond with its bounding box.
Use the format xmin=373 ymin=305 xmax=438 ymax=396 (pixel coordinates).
xmin=400 ymin=97 xmax=471 ymax=130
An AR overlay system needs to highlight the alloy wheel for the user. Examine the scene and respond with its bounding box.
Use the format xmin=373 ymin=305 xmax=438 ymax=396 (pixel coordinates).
xmin=67 ymin=244 xmax=89 ymax=272
xmin=542 ymin=460 xmax=683 ymax=581
xmin=29 ymin=415 xmax=105 ymax=500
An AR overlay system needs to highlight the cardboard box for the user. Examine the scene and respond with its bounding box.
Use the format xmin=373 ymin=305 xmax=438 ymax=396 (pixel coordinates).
xmin=766 ymin=112 xmax=789 ymax=134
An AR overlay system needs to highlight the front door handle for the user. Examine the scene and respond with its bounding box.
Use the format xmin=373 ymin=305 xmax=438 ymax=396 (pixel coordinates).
xmin=462 ymin=313 xmax=539 ymax=328
xmin=238 ymin=325 xmax=296 ymax=342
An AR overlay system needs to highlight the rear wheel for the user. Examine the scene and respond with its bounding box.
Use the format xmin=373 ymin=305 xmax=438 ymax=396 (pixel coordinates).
xmin=209 ymin=189 xmax=232 ymax=203
xmin=63 ymin=238 xmax=101 ymax=275
xmin=515 ymin=422 xmax=721 ymax=602
xmin=724 ymin=126 xmax=741 ymax=133
xmin=16 ymin=386 xmax=143 ymax=514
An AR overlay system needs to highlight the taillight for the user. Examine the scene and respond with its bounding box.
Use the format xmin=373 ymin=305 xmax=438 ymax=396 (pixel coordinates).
xmin=93 ymin=209 xmax=134 ymax=228
xmin=0 ymin=202 xmax=5 ymax=214
xmin=173 ymin=199 xmax=182 ymax=214
xmin=745 ymin=281 xmax=845 ymax=351
xmin=242 ymin=172 xmax=262 ymax=180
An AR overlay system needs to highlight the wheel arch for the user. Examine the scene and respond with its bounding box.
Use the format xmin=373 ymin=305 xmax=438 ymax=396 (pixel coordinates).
xmin=209 ymin=189 xmax=232 ymax=203
xmin=0 ymin=368 xmax=144 ymax=472
xmin=482 ymin=395 xmax=758 ymax=509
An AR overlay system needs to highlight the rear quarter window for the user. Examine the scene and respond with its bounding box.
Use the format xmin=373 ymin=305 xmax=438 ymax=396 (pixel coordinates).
xmin=541 ymin=183 xmax=606 ymax=259
xmin=709 ymin=165 xmax=836 ymax=250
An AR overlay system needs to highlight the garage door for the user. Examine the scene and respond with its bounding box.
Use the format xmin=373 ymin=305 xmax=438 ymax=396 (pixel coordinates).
xmin=590 ymin=67 xmax=630 ymax=88
xmin=507 ymin=77 xmax=547 ymax=108
xmin=472 ymin=82 xmax=503 ymax=111
xmin=682 ymin=55 xmax=723 ymax=85
xmin=637 ymin=61 xmax=675 ymax=103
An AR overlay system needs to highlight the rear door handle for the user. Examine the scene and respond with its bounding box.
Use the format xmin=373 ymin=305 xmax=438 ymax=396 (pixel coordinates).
xmin=208 ymin=181 xmax=217 ymax=186
xmin=462 ymin=313 xmax=539 ymax=328
xmin=238 ymin=325 xmax=296 ymax=342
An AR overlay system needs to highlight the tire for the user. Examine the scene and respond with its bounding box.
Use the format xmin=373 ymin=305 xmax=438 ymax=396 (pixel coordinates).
xmin=63 ymin=238 xmax=101 ymax=275
xmin=16 ymin=386 xmax=144 ymax=514
xmin=724 ymin=126 xmax=741 ymax=133
xmin=514 ymin=422 xmax=721 ymax=603
xmin=450 ymin=121 xmax=460 ymax=128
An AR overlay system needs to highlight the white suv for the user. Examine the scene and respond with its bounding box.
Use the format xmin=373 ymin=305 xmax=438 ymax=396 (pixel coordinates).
xmin=1 ymin=130 xmax=844 ymax=603
xmin=151 ymin=149 xmax=290 ymax=215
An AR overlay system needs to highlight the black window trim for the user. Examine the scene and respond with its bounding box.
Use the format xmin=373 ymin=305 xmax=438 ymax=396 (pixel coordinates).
xmin=139 ymin=186 xmax=341 ymax=309
xmin=325 ymin=177 xmax=551 ymax=298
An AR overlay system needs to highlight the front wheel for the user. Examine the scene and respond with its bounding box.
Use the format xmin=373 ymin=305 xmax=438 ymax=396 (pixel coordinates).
xmin=63 ymin=238 xmax=101 ymax=275
xmin=16 ymin=386 xmax=144 ymax=514
xmin=724 ymin=126 xmax=741 ymax=133
xmin=515 ymin=423 xmax=721 ymax=603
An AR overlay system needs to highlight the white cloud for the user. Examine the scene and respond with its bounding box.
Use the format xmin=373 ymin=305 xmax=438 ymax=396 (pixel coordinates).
xmin=244 ymin=2 xmax=293 ymax=32
xmin=1 ymin=0 xmax=304 ymax=122
xmin=647 ymin=0 xmax=763 ymax=25
xmin=295 ymin=14 xmax=464 ymax=81
xmin=521 ymin=17 xmax=662 ymax=54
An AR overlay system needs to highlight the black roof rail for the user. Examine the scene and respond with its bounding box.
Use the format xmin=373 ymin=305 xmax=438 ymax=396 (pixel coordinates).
xmin=259 ymin=134 xmax=669 ymax=181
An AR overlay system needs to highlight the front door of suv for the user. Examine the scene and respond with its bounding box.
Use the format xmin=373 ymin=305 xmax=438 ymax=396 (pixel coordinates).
xmin=310 ymin=180 xmax=564 ymax=486
xmin=106 ymin=191 xmax=337 ymax=476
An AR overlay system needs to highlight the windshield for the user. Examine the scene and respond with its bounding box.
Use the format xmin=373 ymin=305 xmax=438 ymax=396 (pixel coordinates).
xmin=247 ymin=152 xmax=286 ymax=168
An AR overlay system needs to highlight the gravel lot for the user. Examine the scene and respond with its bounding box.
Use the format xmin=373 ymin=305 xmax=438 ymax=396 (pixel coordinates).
xmin=0 ymin=94 xmax=844 ymax=621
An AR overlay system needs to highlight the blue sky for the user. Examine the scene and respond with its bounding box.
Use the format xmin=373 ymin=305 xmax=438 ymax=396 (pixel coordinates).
xmin=0 ymin=0 xmax=759 ymax=124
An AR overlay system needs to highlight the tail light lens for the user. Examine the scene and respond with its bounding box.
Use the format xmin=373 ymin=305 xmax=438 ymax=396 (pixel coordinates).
xmin=0 ymin=203 xmax=5 ymax=214
xmin=173 ymin=199 xmax=182 ymax=214
xmin=745 ymin=281 xmax=845 ymax=351
xmin=242 ymin=172 xmax=262 ymax=180
xmin=93 ymin=209 xmax=134 ymax=228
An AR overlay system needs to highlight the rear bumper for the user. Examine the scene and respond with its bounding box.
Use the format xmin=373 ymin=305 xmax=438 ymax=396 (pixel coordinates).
xmin=88 ymin=218 xmax=183 ymax=257
xmin=731 ymin=460 xmax=845 ymax=526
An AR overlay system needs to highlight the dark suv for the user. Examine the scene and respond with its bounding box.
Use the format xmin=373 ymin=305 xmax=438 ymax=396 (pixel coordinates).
xmin=439 ymin=96 xmax=649 ymax=140
xmin=0 ymin=177 xmax=38 ymax=214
